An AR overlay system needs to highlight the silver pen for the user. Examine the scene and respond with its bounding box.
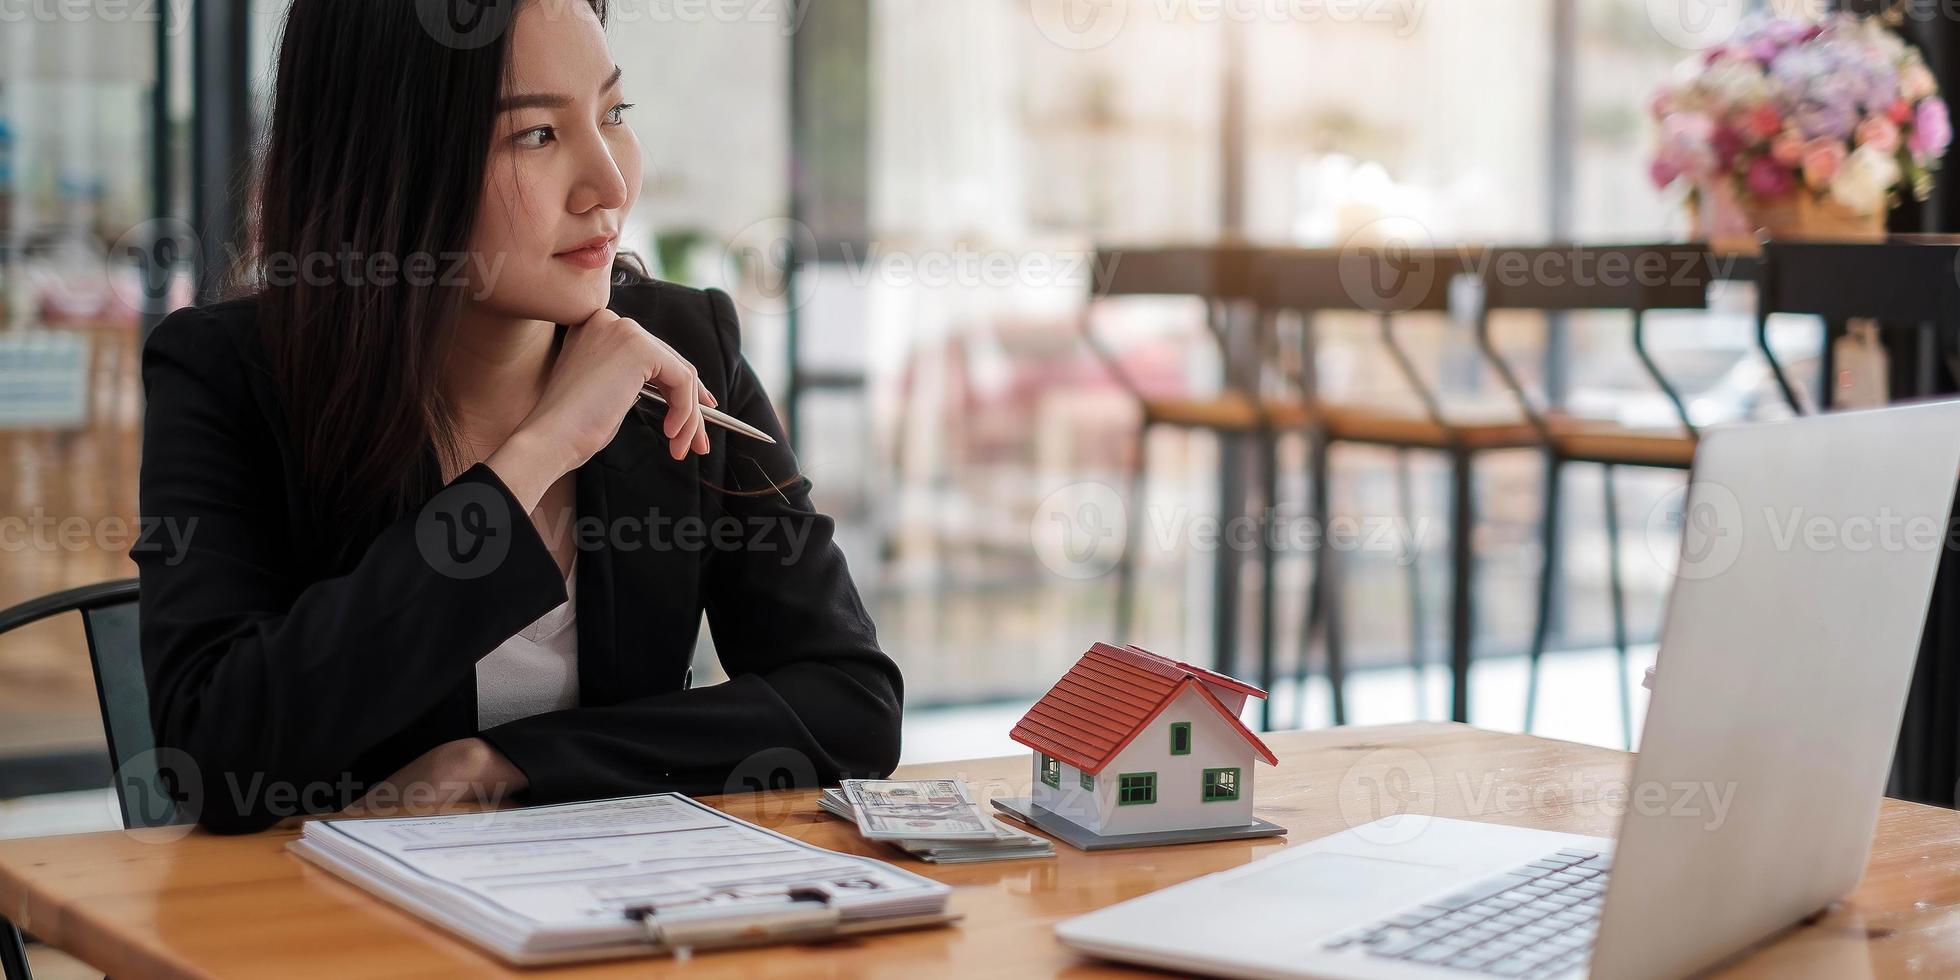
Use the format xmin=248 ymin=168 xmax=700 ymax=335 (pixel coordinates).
xmin=638 ymin=384 xmax=777 ymax=445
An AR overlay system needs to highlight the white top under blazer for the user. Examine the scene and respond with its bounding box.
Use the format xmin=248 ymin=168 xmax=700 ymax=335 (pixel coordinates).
xmin=475 ymin=565 xmax=580 ymax=730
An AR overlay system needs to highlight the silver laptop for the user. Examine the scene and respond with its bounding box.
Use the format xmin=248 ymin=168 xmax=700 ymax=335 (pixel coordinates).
xmin=1057 ymin=401 xmax=1960 ymax=979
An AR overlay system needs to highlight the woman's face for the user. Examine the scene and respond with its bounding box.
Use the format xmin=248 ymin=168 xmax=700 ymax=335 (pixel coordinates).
xmin=467 ymin=0 xmax=642 ymax=327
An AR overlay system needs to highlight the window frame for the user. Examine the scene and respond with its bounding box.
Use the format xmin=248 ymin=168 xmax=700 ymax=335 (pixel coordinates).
xmin=1202 ymin=766 xmax=1241 ymax=802
xmin=1040 ymin=754 xmax=1060 ymax=788
xmin=1170 ymin=721 xmax=1192 ymax=756
xmin=1080 ymin=769 xmax=1095 ymax=791
xmin=1118 ymin=771 xmax=1158 ymax=806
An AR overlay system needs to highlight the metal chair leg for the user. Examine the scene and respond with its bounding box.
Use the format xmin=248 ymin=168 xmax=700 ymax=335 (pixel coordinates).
xmin=1295 ymin=437 xmax=1324 ymax=728
xmin=1256 ymin=428 xmax=1280 ymax=730
xmin=1448 ymin=449 xmax=1476 ymax=724
xmin=2 ymin=915 xmax=31 ymax=980
xmin=1115 ymin=422 xmax=1150 ymax=638
xmin=1524 ymin=455 xmax=1565 ymax=733
xmin=1297 ymin=436 xmax=1346 ymax=727
xmin=1394 ymin=451 xmax=1427 ymax=720
xmin=1323 ymin=531 xmax=1349 ymax=728
xmin=1603 ymin=464 xmax=1633 ymax=749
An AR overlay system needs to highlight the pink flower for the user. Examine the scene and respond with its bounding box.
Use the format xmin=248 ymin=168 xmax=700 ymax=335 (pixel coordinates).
xmin=1649 ymin=158 xmax=1683 ymax=189
xmin=1910 ymin=98 xmax=1952 ymax=161
xmin=1770 ymin=130 xmax=1806 ymax=166
xmin=1745 ymin=156 xmax=1796 ymax=199
xmin=1888 ymin=100 xmax=1913 ymax=125
xmin=1802 ymin=139 xmax=1848 ymax=191
xmin=1856 ymin=116 xmax=1901 ymax=154
xmin=1741 ymin=104 xmax=1783 ymax=141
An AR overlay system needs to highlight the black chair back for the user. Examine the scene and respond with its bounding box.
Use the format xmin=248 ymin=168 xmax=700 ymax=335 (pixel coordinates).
xmin=1090 ymin=243 xmax=1261 ymax=301
xmin=1256 ymin=245 xmax=1475 ymax=314
xmin=1479 ymin=244 xmax=1725 ymax=312
xmin=0 ymin=580 xmax=181 ymax=830
xmin=1759 ymin=240 xmax=1960 ymax=323
xmin=1753 ymin=240 xmax=1960 ymax=413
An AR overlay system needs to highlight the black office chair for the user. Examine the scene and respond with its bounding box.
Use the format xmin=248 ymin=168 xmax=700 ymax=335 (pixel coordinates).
xmin=1475 ymin=245 xmax=1731 ymax=747
xmin=1258 ymin=247 xmax=1540 ymax=727
xmin=0 ymin=579 xmax=178 ymax=980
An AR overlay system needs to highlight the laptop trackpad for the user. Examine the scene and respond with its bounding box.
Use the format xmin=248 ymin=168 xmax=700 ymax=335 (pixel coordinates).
xmin=1224 ymin=852 xmax=1459 ymax=906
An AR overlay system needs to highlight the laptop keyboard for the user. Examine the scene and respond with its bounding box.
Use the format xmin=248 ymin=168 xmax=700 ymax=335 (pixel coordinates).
xmin=1321 ymin=847 xmax=1612 ymax=978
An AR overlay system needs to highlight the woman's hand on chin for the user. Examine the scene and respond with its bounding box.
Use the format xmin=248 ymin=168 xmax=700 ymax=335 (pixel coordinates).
xmin=343 ymin=738 xmax=529 ymax=817
xmin=486 ymin=306 xmax=715 ymax=511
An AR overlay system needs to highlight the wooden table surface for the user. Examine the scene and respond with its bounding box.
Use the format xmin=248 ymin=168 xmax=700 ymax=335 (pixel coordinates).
xmin=4 ymin=722 xmax=1960 ymax=978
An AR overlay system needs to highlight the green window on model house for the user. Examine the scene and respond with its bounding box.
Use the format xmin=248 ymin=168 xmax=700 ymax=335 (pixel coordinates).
xmin=1202 ymin=767 xmax=1241 ymax=802
xmin=1040 ymin=754 xmax=1060 ymax=787
xmin=1080 ymin=770 xmax=1095 ymax=791
xmin=1170 ymin=722 xmax=1191 ymax=755
xmin=1118 ymin=772 xmax=1157 ymax=805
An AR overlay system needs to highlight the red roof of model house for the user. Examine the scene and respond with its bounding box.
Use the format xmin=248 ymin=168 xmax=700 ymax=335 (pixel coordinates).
xmin=1009 ymin=642 xmax=1278 ymax=775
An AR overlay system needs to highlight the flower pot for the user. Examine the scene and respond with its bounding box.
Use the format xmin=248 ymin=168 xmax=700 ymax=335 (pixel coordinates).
xmin=1751 ymin=193 xmax=1888 ymax=241
xmin=1689 ymin=182 xmax=1887 ymax=252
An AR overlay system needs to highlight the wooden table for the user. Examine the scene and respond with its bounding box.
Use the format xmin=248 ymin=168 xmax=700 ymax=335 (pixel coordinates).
xmin=4 ymin=722 xmax=1960 ymax=978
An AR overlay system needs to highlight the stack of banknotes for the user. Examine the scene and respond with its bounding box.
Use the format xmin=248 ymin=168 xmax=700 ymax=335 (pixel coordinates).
xmin=819 ymin=779 xmax=1056 ymax=864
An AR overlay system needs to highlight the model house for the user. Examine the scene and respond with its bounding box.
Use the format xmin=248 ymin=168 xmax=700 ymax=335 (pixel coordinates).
xmin=1010 ymin=642 xmax=1277 ymax=838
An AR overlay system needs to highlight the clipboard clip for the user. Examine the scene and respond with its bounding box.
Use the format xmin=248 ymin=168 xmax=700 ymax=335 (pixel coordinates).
xmin=623 ymin=887 xmax=841 ymax=953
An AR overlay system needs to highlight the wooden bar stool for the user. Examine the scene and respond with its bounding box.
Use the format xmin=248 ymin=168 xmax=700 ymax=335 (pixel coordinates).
xmin=1257 ymin=246 xmax=1539 ymax=726
xmin=1475 ymin=244 xmax=1722 ymax=747
xmin=1077 ymin=244 xmax=1304 ymax=710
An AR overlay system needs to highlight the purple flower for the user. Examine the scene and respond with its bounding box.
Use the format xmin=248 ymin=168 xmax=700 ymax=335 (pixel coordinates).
xmin=1745 ymin=156 xmax=1796 ymax=199
xmin=1911 ymin=98 xmax=1952 ymax=161
xmin=1795 ymin=100 xmax=1858 ymax=142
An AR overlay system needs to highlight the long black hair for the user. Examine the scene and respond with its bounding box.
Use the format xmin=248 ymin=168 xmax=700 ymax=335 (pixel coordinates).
xmin=246 ymin=0 xmax=632 ymax=552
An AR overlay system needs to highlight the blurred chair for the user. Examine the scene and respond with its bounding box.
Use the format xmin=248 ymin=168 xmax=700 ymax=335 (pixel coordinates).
xmin=1258 ymin=247 xmax=1538 ymax=727
xmin=0 ymin=330 xmax=95 ymax=585
xmin=1476 ymin=245 xmax=1720 ymax=747
xmin=1754 ymin=239 xmax=1960 ymax=415
xmin=0 ymin=579 xmax=176 ymax=980
xmin=1078 ymin=244 xmax=1306 ymax=720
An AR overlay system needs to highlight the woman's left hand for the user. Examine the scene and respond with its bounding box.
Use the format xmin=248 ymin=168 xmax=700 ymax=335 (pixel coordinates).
xmin=347 ymin=738 xmax=528 ymax=816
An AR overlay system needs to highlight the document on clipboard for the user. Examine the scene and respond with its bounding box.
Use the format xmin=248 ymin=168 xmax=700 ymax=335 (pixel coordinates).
xmin=288 ymin=793 xmax=957 ymax=965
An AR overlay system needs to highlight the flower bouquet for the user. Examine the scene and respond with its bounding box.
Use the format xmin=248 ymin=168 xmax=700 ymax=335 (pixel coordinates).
xmin=1649 ymin=12 xmax=1951 ymax=244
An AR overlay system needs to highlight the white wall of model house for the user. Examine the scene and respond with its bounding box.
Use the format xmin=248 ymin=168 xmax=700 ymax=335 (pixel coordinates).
xmin=1030 ymin=686 xmax=1257 ymax=836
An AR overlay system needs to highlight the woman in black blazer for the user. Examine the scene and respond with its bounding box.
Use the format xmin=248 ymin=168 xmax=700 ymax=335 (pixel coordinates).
xmin=134 ymin=0 xmax=901 ymax=833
